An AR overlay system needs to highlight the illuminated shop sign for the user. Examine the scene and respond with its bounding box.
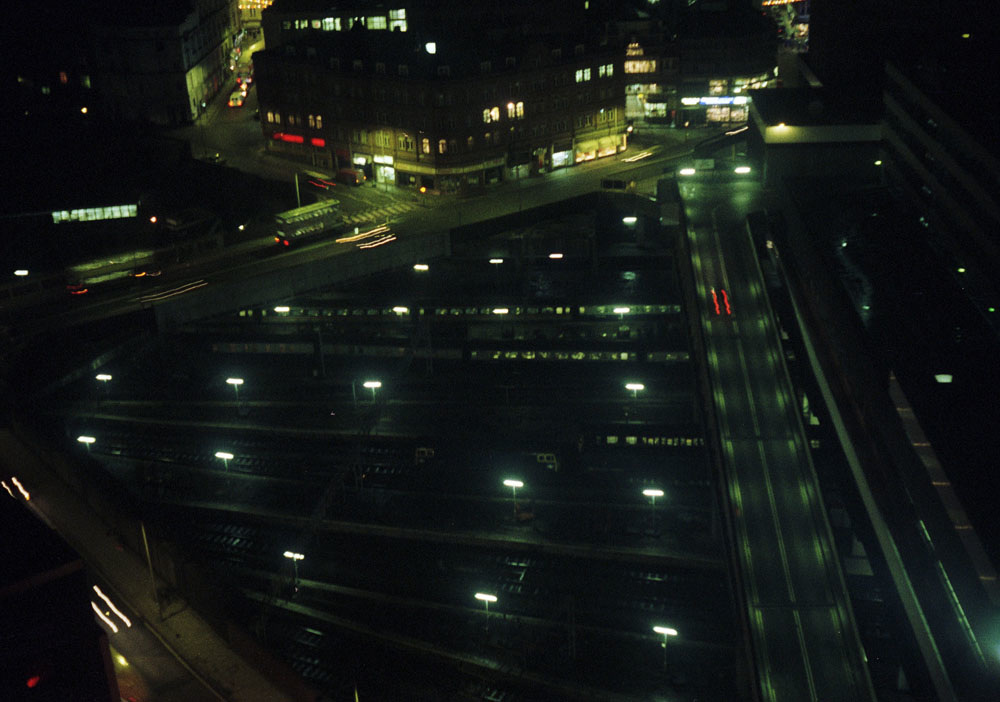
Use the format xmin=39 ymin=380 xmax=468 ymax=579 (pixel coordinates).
xmin=680 ymin=96 xmax=749 ymax=106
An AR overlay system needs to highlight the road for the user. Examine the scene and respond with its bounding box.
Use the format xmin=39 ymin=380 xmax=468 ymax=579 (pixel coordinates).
xmin=682 ymin=174 xmax=876 ymax=701
xmin=90 ymin=575 xmax=220 ymax=702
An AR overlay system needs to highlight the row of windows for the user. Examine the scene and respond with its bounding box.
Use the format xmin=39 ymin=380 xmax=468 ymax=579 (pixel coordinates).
xmin=283 ymin=11 xmax=406 ymax=33
xmin=249 ymin=304 xmax=678 ymax=318
xmin=265 ymin=111 xmax=616 ymax=151
xmin=575 ymin=64 xmax=614 ymax=82
xmin=482 ymin=102 xmax=524 ymax=123
xmin=604 ymin=436 xmax=705 ymax=447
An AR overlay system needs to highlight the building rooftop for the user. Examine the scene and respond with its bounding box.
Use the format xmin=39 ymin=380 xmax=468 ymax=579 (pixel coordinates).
xmin=749 ymin=86 xmax=883 ymax=128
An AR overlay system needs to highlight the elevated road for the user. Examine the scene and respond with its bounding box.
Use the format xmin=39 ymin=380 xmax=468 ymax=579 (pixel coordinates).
xmin=682 ymin=177 xmax=876 ymax=701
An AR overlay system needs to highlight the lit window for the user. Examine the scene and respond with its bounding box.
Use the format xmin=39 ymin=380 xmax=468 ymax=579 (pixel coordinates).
xmin=575 ymin=67 xmax=591 ymax=83
xmin=308 ymin=114 xmax=315 ymax=128
xmin=482 ymin=108 xmax=491 ymax=123
xmin=266 ymin=111 xmax=274 ymax=122
xmin=507 ymin=102 xmax=516 ymax=119
xmin=438 ymin=138 xmax=447 ymax=153
xmin=421 ymin=137 xmax=430 ymax=154
xmin=321 ymin=17 xmax=339 ymax=31
xmin=389 ymin=8 xmax=407 ymax=31
xmin=59 ymin=71 xmax=68 ymax=84
xmin=598 ymin=63 xmax=613 ymax=78
xmin=311 ymin=19 xmax=321 ymax=29
xmin=368 ymin=16 xmax=387 ymax=30
xmin=516 ymin=101 xmax=524 ymax=118
xmin=275 ymin=112 xmax=281 ymax=123
xmin=490 ymin=106 xmax=499 ymax=122
xmin=315 ymin=115 xmax=322 ymax=128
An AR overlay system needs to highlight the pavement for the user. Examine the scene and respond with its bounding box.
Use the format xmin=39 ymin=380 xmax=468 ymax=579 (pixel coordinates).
xmin=1 ymin=424 xmax=306 ymax=702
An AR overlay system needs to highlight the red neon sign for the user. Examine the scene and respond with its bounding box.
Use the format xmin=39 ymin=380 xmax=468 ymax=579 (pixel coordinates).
xmin=310 ymin=137 xmax=326 ymax=147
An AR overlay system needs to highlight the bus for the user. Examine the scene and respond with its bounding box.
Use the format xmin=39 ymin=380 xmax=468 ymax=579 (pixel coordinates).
xmin=273 ymin=199 xmax=342 ymax=246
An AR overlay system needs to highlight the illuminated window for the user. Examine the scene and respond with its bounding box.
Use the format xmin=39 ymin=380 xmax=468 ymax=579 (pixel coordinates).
xmin=59 ymin=71 xmax=68 ymax=84
xmin=516 ymin=101 xmax=524 ymax=118
xmin=482 ymin=108 xmax=491 ymax=123
xmin=81 ymin=74 xmax=91 ymax=88
xmin=626 ymin=42 xmax=643 ymax=56
xmin=316 ymin=115 xmax=323 ymax=128
xmin=507 ymin=102 xmax=516 ymax=119
xmin=266 ymin=111 xmax=274 ymax=122
xmin=368 ymin=16 xmax=387 ymax=30
xmin=624 ymin=59 xmax=657 ymax=74
xmin=288 ymin=114 xmax=297 ymax=126
xmin=598 ymin=63 xmax=613 ymax=78
xmin=311 ymin=19 xmax=321 ymax=29
xmin=308 ymin=114 xmax=315 ymax=128
xmin=274 ymin=112 xmax=281 ymax=123
xmin=389 ymin=8 xmax=407 ymax=31
xmin=438 ymin=138 xmax=447 ymax=153
xmin=421 ymin=137 xmax=430 ymax=154
xmin=322 ymin=17 xmax=338 ymax=31
xmin=575 ymin=67 xmax=591 ymax=82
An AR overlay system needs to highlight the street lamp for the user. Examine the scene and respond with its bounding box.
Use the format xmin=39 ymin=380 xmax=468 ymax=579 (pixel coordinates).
xmin=363 ymin=380 xmax=382 ymax=401
xmin=413 ymin=263 xmax=429 ymax=272
xmin=474 ymin=592 xmax=497 ymax=630
xmin=489 ymin=258 xmax=504 ymax=265
xmin=226 ymin=377 xmax=244 ymax=403
xmin=622 ymin=216 xmax=637 ymax=225
xmin=283 ymin=550 xmax=304 ymax=583
xmin=503 ymin=478 xmax=523 ymax=503
xmin=214 ymin=451 xmax=234 ymax=470
xmin=77 ymin=435 xmax=96 ymax=451
xmin=96 ymin=373 xmax=112 ymax=394
xmin=642 ymin=488 xmax=664 ymax=506
xmin=653 ymin=625 xmax=678 ymax=669
xmin=625 ymin=382 xmax=645 ymax=398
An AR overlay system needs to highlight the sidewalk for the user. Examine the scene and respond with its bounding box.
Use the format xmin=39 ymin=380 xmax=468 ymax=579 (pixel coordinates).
xmin=1 ymin=426 xmax=303 ymax=702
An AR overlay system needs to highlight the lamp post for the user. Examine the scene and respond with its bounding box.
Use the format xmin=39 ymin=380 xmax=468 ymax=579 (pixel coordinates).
xmin=503 ymin=479 xmax=523 ymax=512
xmin=363 ymin=380 xmax=381 ymax=402
xmin=474 ymin=592 xmax=497 ymax=631
xmin=77 ymin=435 xmax=96 ymax=452
xmin=283 ymin=550 xmax=304 ymax=585
xmin=95 ymin=373 xmax=112 ymax=395
xmin=653 ymin=625 xmax=678 ymax=670
xmin=226 ymin=377 xmax=244 ymax=405
xmin=625 ymin=382 xmax=644 ymax=425
xmin=214 ymin=451 xmax=233 ymax=471
xmin=642 ymin=488 xmax=664 ymax=506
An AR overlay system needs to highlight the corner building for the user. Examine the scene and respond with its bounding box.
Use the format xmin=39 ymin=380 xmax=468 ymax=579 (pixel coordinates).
xmin=254 ymin=24 xmax=628 ymax=193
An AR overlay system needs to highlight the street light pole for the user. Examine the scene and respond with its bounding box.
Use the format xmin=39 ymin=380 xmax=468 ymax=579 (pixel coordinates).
xmin=653 ymin=625 xmax=678 ymax=670
xmin=475 ymin=592 xmax=497 ymax=631
xmin=503 ymin=479 xmax=523 ymax=513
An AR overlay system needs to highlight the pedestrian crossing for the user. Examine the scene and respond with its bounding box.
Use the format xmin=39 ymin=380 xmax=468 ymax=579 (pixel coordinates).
xmin=342 ymin=202 xmax=414 ymax=225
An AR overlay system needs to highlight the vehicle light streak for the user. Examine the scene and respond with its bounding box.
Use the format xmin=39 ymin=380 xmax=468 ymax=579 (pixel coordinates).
xmin=336 ymin=224 xmax=390 ymax=244
xmin=623 ymin=151 xmax=652 ymax=162
xmin=92 ymin=585 xmax=132 ymax=627
xmin=357 ymin=234 xmax=396 ymax=249
xmin=721 ymin=289 xmax=732 ymax=315
xmin=91 ymin=601 xmax=119 ymax=633
xmin=2 ymin=481 xmax=13 ymax=498
xmin=710 ymin=288 xmax=721 ymax=315
xmin=135 ymin=280 xmax=208 ymax=303
xmin=10 ymin=476 xmax=30 ymax=500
